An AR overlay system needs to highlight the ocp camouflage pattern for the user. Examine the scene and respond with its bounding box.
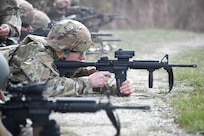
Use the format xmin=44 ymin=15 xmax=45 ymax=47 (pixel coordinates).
xmin=0 ymin=0 xmax=21 ymax=37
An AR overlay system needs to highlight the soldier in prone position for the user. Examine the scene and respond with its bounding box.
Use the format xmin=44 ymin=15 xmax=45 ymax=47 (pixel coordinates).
xmin=9 ymin=19 xmax=134 ymax=97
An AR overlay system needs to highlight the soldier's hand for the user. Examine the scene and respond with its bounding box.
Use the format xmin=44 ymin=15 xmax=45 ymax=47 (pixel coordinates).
xmin=120 ymin=78 xmax=134 ymax=95
xmin=0 ymin=24 xmax=10 ymax=37
xmin=89 ymin=71 xmax=111 ymax=88
xmin=21 ymin=25 xmax=33 ymax=32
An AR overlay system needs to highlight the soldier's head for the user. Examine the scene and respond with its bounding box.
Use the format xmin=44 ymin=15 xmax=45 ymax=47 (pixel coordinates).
xmin=54 ymin=0 xmax=71 ymax=14
xmin=71 ymin=0 xmax=80 ymax=6
xmin=47 ymin=19 xmax=93 ymax=61
xmin=17 ymin=0 xmax=35 ymax=26
xmin=0 ymin=54 xmax=9 ymax=90
xmin=32 ymin=9 xmax=51 ymax=29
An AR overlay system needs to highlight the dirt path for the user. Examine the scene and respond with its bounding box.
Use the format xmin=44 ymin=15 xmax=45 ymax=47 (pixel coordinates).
xmin=50 ymin=31 xmax=204 ymax=136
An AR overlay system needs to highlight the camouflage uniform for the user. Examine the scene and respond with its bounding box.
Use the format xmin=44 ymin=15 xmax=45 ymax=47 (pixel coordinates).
xmin=16 ymin=0 xmax=35 ymax=26
xmin=0 ymin=0 xmax=21 ymax=37
xmin=9 ymin=20 xmax=117 ymax=97
xmin=0 ymin=0 xmax=21 ymax=62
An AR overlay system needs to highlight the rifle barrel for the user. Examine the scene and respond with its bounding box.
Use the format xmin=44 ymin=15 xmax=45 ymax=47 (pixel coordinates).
xmin=108 ymin=105 xmax=150 ymax=110
xmin=168 ymin=64 xmax=197 ymax=68
xmin=53 ymin=98 xmax=150 ymax=113
xmin=91 ymin=32 xmax=113 ymax=37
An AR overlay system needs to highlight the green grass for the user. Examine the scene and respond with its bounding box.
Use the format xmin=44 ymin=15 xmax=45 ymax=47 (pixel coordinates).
xmin=172 ymin=48 xmax=204 ymax=133
xmin=174 ymin=50 xmax=204 ymax=88
xmin=115 ymin=29 xmax=204 ymax=134
xmin=107 ymin=29 xmax=202 ymax=44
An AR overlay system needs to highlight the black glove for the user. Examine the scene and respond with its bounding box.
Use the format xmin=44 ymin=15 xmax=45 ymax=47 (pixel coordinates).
xmin=2 ymin=118 xmax=21 ymax=136
xmin=40 ymin=120 xmax=60 ymax=136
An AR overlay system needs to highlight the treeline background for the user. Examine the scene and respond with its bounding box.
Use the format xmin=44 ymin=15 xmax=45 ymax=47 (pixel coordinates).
xmin=27 ymin=0 xmax=204 ymax=32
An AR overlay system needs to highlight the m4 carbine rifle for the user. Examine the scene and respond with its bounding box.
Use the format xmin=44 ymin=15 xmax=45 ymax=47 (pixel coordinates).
xmin=54 ymin=49 xmax=197 ymax=97
xmin=0 ymin=82 xmax=150 ymax=136
xmin=66 ymin=6 xmax=127 ymax=32
xmin=77 ymin=13 xmax=127 ymax=32
xmin=89 ymin=32 xmax=121 ymax=43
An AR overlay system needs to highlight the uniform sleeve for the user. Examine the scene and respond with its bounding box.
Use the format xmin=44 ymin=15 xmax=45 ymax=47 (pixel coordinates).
xmin=20 ymin=60 xmax=95 ymax=97
xmin=0 ymin=0 xmax=22 ymax=37
xmin=43 ymin=76 xmax=94 ymax=97
xmin=6 ymin=13 xmax=22 ymax=37
xmin=18 ymin=55 xmax=94 ymax=97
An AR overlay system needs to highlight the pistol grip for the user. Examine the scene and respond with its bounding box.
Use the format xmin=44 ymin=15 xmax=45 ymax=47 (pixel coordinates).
xmin=116 ymin=74 xmax=129 ymax=97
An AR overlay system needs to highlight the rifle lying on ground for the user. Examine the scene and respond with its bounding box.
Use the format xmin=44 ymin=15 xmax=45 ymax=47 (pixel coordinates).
xmin=54 ymin=48 xmax=197 ymax=97
xmin=0 ymin=82 xmax=150 ymax=136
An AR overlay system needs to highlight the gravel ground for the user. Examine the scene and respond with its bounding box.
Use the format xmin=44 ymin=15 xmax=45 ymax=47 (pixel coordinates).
xmin=50 ymin=32 xmax=204 ymax=136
